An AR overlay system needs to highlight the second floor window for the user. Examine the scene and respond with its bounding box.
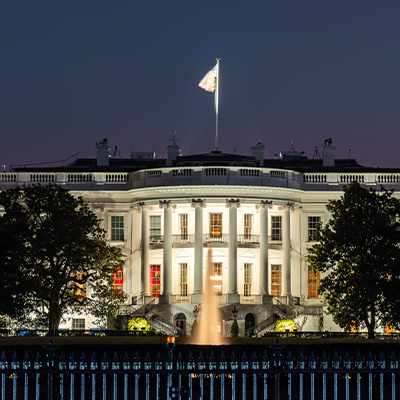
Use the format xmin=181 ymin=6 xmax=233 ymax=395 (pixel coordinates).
xmin=210 ymin=214 xmax=222 ymax=238
xmin=308 ymin=216 xmax=321 ymax=241
xmin=111 ymin=216 xmax=124 ymax=241
xmin=150 ymin=215 xmax=161 ymax=239
xmin=244 ymin=214 xmax=253 ymax=239
xmin=179 ymin=214 xmax=188 ymax=240
xmin=271 ymin=216 xmax=282 ymax=241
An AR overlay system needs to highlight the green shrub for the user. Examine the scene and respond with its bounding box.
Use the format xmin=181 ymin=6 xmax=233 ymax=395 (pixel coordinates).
xmin=274 ymin=319 xmax=296 ymax=332
xmin=231 ymin=319 xmax=239 ymax=337
xmin=127 ymin=317 xmax=150 ymax=332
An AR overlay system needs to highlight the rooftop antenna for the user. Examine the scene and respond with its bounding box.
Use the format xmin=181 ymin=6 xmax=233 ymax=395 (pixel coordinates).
xmin=169 ymin=129 xmax=178 ymax=146
xmin=313 ymin=146 xmax=321 ymax=159
xmin=349 ymin=149 xmax=351 ymax=159
xmin=112 ymin=145 xmax=122 ymax=158
xmin=290 ymin=139 xmax=295 ymax=152
xmin=233 ymin=146 xmax=236 ymax=154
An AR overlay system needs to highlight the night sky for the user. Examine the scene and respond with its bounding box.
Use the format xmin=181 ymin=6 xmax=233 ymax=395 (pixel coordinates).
xmin=2 ymin=1 xmax=400 ymax=169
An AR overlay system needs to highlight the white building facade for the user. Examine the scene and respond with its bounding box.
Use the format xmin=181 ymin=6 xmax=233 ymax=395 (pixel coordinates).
xmin=2 ymin=138 xmax=399 ymax=335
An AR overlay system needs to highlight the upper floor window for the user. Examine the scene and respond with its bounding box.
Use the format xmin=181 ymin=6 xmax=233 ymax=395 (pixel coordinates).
xmin=111 ymin=216 xmax=124 ymax=241
xmin=271 ymin=216 xmax=282 ymax=241
xmin=150 ymin=215 xmax=161 ymax=239
xmin=308 ymin=216 xmax=321 ymax=241
xmin=244 ymin=214 xmax=253 ymax=239
xmin=179 ymin=214 xmax=188 ymax=240
xmin=210 ymin=214 xmax=222 ymax=238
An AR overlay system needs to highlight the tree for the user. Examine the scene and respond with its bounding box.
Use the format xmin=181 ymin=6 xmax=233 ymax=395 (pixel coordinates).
xmin=308 ymin=182 xmax=400 ymax=339
xmin=0 ymin=184 xmax=124 ymax=334
xmin=86 ymin=278 xmax=128 ymax=330
xmin=230 ymin=319 xmax=239 ymax=337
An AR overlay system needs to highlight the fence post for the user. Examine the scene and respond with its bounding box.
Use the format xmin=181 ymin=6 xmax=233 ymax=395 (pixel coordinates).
xmin=271 ymin=339 xmax=285 ymax=400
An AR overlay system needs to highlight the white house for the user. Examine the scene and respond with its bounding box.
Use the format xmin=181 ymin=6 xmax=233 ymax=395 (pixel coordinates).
xmin=2 ymin=135 xmax=399 ymax=336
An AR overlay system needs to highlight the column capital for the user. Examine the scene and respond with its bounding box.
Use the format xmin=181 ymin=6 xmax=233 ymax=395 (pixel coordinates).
xmin=257 ymin=200 xmax=273 ymax=210
xmin=159 ymin=200 xmax=172 ymax=209
xmin=191 ymin=198 xmax=206 ymax=208
xmin=134 ymin=201 xmax=147 ymax=212
xmin=226 ymin=198 xmax=240 ymax=208
xmin=278 ymin=202 xmax=295 ymax=212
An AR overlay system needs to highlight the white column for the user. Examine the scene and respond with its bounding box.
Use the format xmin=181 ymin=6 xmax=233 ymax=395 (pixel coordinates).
xmin=139 ymin=203 xmax=150 ymax=296
xmin=160 ymin=200 xmax=172 ymax=301
xmin=227 ymin=199 xmax=240 ymax=303
xmin=281 ymin=203 xmax=293 ymax=297
xmin=259 ymin=201 xmax=272 ymax=301
xmin=191 ymin=199 xmax=205 ymax=303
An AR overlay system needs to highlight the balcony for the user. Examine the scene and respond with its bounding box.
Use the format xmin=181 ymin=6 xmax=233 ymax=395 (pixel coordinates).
xmin=237 ymin=234 xmax=260 ymax=247
xmin=172 ymin=234 xmax=195 ymax=245
xmin=203 ymin=234 xmax=229 ymax=245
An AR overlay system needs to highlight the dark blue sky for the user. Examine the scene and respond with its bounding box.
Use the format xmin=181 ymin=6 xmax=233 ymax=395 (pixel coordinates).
xmin=1 ymin=1 xmax=400 ymax=169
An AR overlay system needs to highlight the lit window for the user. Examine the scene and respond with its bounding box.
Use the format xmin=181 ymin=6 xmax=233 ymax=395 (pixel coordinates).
xmin=308 ymin=216 xmax=321 ymax=241
xmin=210 ymin=214 xmax=222 ymax=237
xmin=112 ymin=267 xmax=124 ymax=292
xmin=150 ymin=265 xmax=161 ymax=297
xmin=111 ymin=216 xmax=124 ymax=241
xmin=179 ymin=263 xmax=188 ymax=296
xmin=349 ymin=321 xmax=359 ymax=333
xmin=244 ymin=214 xmax=253 ymax=239
xmin=271 ymin=265 xmax=282 ymax=296
xmin=179 ymin=214 xmax=188 ymax=240
xmin=384 ymin=324 xmax=395 ymax=334
xmin=74 ymin=271 xmax=86 ymax=297
xmin=308 ymin=266 xmax=320 ymax=298
xmin=244 ymin=263 xmax=252 ymax=296
xmin=212 ymin=262 xmax=222 ymax=295
xmin=72 ymin=318 xmax=85 ymax=330
xmin=271 ymin=216 xmax=282 ymax=241
xmin=150 ymin=216 xmax=161 ymax=240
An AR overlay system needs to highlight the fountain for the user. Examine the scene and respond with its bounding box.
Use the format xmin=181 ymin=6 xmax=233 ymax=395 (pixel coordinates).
xmin=192 ymin=248 xmax=227 ymax=344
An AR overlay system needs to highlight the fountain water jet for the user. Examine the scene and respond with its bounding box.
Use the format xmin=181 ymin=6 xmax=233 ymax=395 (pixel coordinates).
xmin=192 ymin=248 xmax=227 ymax=345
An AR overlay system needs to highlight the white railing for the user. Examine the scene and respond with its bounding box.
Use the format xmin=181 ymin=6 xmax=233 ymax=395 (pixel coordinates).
xmin=2 ymin=168 xmax=400 ymax=189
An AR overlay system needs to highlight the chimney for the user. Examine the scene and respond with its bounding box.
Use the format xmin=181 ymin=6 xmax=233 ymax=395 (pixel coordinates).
xmin=96 ymin=138 xmax=110 ymax=167
xmin=167 ymin=130 xmax=181 ymax=166
xmin=251 ymin=142 xmax=265 ymax=166
xmin=322 ymin=138 xmax=336 ymax=167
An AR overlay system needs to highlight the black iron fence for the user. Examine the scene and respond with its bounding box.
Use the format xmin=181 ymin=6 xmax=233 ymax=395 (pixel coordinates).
xmin=1 ymin=340 xmax=400 ymax=399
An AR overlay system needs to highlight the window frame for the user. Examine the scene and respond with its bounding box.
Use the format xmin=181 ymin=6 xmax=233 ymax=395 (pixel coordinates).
xmin=150 ymin=264 xmax=161 ymax=297
xmin=149 ymin=215 xmax=162 ymax=240
xmin=308 ymin=216 xmax=321 ymax=242
xmin=210 ymin=213 xmax=222 ymax=238
xmin=271 ymin=264 xmax=282 ymax=297
xmin=271 ymin=215 xmax=282 ymax=241
xmin=109 ymin=214 xmax=126 ymax=242
xmin=244 ymin=263 xmax=252 ymax=296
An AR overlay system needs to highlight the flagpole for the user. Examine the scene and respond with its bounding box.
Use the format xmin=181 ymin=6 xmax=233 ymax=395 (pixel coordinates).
xmin=215 ymin=59 xmax=220 ymax=151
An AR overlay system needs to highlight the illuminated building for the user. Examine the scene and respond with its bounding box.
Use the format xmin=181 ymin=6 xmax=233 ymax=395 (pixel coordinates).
xmin=2 ymin=135 xmax=399 ymax=335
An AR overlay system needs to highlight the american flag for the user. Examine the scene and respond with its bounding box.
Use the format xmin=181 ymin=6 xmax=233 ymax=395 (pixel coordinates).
xmin=198 ymin=65 xmax=217 ymax=92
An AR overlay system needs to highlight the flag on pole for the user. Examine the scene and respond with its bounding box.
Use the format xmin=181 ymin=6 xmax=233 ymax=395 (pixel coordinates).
xmin=198 ymin=65 xmax=217 ymax=92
